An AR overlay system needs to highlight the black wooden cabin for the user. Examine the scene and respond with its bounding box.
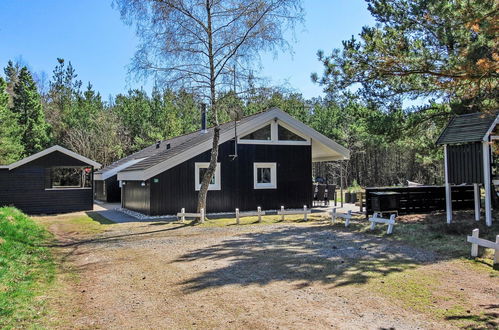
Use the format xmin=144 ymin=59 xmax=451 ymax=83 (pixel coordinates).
xmin=115 ymin=108 xmax=350 ymax=215
xmin=0 ymin=145 xmax=101 ymax=214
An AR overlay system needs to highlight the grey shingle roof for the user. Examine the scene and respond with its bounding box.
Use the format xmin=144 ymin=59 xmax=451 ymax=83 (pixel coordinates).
xmin=436 ymin=112 xmax=497 ymax=145
xmin=121 ymin=111 xmax=264 ymax=172
xmin=95 ymin=130 xmax=201 ymax=176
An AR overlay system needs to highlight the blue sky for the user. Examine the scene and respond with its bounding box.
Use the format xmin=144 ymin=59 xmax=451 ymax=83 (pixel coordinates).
xmin=0 ymin=1 xmax=375 ymax=100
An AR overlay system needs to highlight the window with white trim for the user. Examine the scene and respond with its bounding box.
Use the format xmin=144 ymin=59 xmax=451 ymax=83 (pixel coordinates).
xmin=253 ymin=162 xmax=277 ymax=189
xmin=241 ymin=124 xmax=271 ymax=141
xmin=195 ymin=162 xmax=221 ymax=190
xmin=47 ymin=167 xmax=92 ymax=189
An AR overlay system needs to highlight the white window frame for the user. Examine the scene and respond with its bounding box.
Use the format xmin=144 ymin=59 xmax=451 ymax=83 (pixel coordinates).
xmin=253 ymin=162 xmax=277 ymax=189
xmin=195 ymin=162 xmax=221 ymax=191
xmin=238 ymin=120 xmax=310 ymax=146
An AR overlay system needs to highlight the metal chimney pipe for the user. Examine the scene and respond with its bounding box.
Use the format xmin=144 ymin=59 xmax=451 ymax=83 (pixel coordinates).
xmin=201 ymin=103 xmax=208 ymax=133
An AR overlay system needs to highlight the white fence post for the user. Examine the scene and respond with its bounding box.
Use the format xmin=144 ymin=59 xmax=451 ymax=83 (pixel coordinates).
xmin=281 ymin=206 xmax=285 ymax=221
xmin=331 ymin=208 xmax=337 ymax=224
xmin=200 ymin=208 xmax=205 ymax=223
xmin=387 ymin=214 xmax=396 ymax=234
xmin=303 ymin=205 xmax=308 ymax=221
xmin=345 ymin=210 xmax=352 ymax=227
xmin=471 ymin=228 xmax=479 ymax=257
xmin=181 ymin=208 xmax=185 ymax=222
xmin=370 ymin=213 xmax=378 ymax=230
xmin=474 ymin=183 xmax=480 ymax=222
xmin=235 ymin=208 xmax=240 ymax=225
xmin=257 ymin=206 xmax=262 ymax=223
xmin=495 ymin=235 xmax=499 ymax=265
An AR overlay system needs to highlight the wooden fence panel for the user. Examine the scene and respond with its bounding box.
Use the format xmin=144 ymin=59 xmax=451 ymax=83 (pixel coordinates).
xmin=365 ymin=185 xmax=475 ymax=216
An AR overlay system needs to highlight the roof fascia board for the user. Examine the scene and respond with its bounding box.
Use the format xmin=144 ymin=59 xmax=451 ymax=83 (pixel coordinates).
xmin=7 ymin=145 xmax=101 ymax=170
xmin=483 ymin=115 xmax=499 ymax=142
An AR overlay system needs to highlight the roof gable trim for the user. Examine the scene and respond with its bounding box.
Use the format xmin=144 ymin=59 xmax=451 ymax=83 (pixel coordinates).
xmin=5 ymin=145 xmax=101 ymax=170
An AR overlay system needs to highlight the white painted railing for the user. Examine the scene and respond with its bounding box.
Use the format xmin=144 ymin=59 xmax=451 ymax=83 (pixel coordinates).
xmin=235 ymin=207 xmax=265 ymax=224
xmin=331 ymin=208 xmax=352 ymax=227
xmin=467 ymin=229 xmax=499 ymax=265
xmin=369 ymin=213 xmax=396 ymax=234
xmin=277 ymin=205 xmax=311 ymax=221
xmin=177 ymin=208 xmax=205 ymax=222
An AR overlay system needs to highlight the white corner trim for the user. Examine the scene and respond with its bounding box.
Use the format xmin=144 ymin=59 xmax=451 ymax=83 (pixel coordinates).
xmin=253 ymin=162 xmax=277 ymax=189
xmin=483 ymin=115 xmax=499 ymax=142
xmin=6 ymin=145 xmax=101 ymax=170
xmin=194 ymin=162 xmax=221 ymax=191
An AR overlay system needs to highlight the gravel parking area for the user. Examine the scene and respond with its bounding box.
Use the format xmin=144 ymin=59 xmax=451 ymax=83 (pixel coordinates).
xmin=39 ymin=217 xmax=497 ymax=329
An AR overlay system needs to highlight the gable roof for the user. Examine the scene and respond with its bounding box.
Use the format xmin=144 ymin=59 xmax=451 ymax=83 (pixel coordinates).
xmin=94 ymin=130 xmax=200 ymax=180
xmin=436 ymin=112 xmax=498 ymax=145
xmin=0 ymin=145 xmax=101 ymax=170
xmin=117 ymin=108 xmax=349 ymax=181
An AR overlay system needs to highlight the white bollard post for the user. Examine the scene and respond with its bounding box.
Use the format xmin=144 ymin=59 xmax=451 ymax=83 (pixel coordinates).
xmin=494 ymin=235 xmax=499 ymax=265
xmin=281 ymin=206 xmax=285 ymax=221
xmin=345 ymin=210 xmax=352 ymax=227
xmin=387 ymin=214 xmax=396 ymax=234
xmin=235 ymin=208 xmax=240 ymax=225
xmin=471 ymin=229 xmax=479 ymax=257
xmin=474 ymin=183 xmax=480 ymax=222
xmin=257 ymin=206 xmax=262 ymax=223
xmin=303 ymin=205 xmax=308 ymax=221
xmin=369 ymin=213 xmax=377 ymax=230
xmin=331 ymin=208 xmax=337 ymax=224
xmin=200 ymin=208 xmax=205 ymax=223
xmin=181 ymin=208 xmax=185 ymax=222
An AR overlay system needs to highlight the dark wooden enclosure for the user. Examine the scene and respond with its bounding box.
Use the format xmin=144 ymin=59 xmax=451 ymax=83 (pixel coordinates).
xmin=122 ymin=140 xmax=313 ymax=215
xmin=447 ymin=143 xmax=484 ymax=184
xmin=365 ymin=185 xmax=476 ymax=216
xmin=0 ymin=150 xmax=97 ymax=214
xmin=94 ymin=175 xmax=121 ymax=203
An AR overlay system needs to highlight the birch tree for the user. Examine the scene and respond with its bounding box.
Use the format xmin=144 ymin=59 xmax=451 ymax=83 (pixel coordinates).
xmin=114 ymin=0 xmax=303 ymax=219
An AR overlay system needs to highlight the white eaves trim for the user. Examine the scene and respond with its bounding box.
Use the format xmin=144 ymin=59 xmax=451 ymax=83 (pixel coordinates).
xmin=3 ymin=145 xmax=101 ymax=170
xmin=483 ymin=114 xmax=499 ymax=142
xmin=117 ymin=108 xmax=349 ymax=181
xmin=95 ymin=157 xmax=147 ymax=181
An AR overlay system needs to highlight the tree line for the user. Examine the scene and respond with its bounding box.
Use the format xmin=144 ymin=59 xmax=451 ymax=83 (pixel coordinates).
xmin=0 ymin=57 xmax=448 ymax=188
xmin=3 ymin=0 xmax=495 ymax=189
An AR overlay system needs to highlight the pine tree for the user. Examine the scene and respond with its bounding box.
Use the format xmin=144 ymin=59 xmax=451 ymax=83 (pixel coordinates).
xmin=0 ymin=77 xmax=24 ymax=164
xmin=12 ymin=67 xmax=51 ymax=156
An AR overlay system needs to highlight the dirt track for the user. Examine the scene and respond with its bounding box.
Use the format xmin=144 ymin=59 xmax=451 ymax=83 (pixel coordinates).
xmin=39 ymin=217 xmax=498 ymax=329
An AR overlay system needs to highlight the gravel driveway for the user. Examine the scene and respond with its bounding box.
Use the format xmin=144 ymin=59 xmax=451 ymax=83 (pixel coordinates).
xmin=42 ymin=219 xmax=493 ymax=329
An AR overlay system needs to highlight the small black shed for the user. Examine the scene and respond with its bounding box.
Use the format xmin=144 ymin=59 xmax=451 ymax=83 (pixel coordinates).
xmin=0 ymin=145 xmax=101 ymax=214
xmin=437 ymin=112 xmax=498 ymax=226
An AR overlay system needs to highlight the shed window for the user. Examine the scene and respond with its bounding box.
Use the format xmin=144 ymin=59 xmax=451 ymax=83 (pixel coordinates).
xmin=278 ymin=125 xmax=306 ymax=141
xmin=241 ymin=124 xmax=271 ymax=140
xmin=195 ymin=162 xmax=221 ymax=191
xmin=253 ymin=163 xmax=277 ymax=189
xmin=49 ymin=167 xmax=92 ymax=189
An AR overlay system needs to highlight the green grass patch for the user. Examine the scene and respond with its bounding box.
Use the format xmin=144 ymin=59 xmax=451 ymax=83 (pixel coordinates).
xmin=0 ymin=207 xmax=55 ymax=328
xmin=370 ymin=268 xmax=497 ymax=328
xmin=35 ymin=212 xmax=113 ymax=236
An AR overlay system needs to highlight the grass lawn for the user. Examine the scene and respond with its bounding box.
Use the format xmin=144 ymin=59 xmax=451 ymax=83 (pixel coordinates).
xmin=0 ymin=207 xmax=55 ymax=328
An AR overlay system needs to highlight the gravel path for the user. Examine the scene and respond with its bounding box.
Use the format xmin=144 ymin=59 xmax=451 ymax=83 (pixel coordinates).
xmin=43 ymin=220 xmax=482 ymax=329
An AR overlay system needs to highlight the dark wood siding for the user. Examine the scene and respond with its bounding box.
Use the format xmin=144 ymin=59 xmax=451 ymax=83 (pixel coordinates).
xmin=365 ymin=185 xmax=475 ymax=216
xmin=142 ymin=141 xmax=312 ymax=215
xmin=0 ymin=151 xmax=94 ymax=214
xmin=122 ymin=180 xmax=150 ymax=214
xmin=447 ymin=143 xmax=484 ymax=184
xmin=94 ymin=176 xmax=121 ymax=203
